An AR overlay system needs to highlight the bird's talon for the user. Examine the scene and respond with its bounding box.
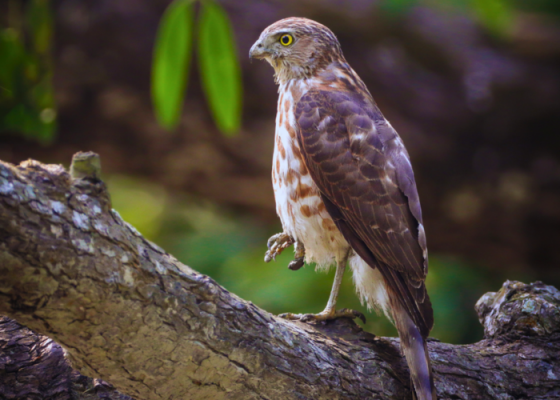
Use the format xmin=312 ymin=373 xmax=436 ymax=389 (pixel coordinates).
xmin=300 ymin=314 xmax=315 ymax=322
xmin=340 ymin=308 xmax=367 ymax=324
xmin=265 ymin=232 xmax=294 ymax=263
xmin=288 ymin=257 xmax=304 ymax=271
xmin=266 ymin=233 xmax=281 ymax=250
xmin=279 ymin=312 xmax=302 ymax=320
xmin=278 ymin=309 xmax=365 ymax=323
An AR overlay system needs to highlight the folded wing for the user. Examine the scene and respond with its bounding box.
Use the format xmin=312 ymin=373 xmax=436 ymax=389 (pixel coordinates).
xmin=294 ymin=89 xmax=433 ymax=335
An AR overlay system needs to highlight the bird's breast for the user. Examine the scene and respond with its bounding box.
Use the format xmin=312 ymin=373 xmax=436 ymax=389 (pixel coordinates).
xmin=272 ymin=85 xmax=349 ymax=269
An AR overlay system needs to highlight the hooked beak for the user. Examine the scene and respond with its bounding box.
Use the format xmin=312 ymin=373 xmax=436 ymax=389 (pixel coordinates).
xmin=249 ymin=40 xmax=267 ymax=59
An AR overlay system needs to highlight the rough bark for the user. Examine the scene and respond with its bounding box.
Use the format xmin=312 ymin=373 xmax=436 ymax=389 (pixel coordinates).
xmin=0 ymin=316 xmax=133 ymax=400
xmin=1 ymin=154 xmax=560 ymax=399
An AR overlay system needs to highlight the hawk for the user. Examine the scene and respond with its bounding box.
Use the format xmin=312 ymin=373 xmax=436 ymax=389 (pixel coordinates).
xmin=250 ymin=18 xmax=436 ymax=400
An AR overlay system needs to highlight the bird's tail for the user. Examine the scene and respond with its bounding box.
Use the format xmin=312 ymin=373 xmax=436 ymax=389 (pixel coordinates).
xmin=347 ymin=254 xmax=436 ymax=399
xmin=392 ymin=303 xmax=437 ymax=400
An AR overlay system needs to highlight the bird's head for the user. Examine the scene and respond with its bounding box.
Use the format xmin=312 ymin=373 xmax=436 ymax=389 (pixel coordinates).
xmin=249 ymin=17 xmax=343 ymax=84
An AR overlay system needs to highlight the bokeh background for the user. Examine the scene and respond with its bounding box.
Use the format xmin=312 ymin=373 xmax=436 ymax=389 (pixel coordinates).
xmin=2 ymin=0 xmax=560 ymax=345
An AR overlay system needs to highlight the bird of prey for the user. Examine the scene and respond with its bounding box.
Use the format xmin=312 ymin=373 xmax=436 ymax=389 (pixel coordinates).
xmin=250 ymin=18 xmax=436 ymax=399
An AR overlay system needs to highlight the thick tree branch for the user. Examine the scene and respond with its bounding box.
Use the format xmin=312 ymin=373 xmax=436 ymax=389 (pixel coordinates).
xmin=0 ymin=154 xmax=559 ymax=399
xmin=0 ymin=316 xmax=134 ymax=400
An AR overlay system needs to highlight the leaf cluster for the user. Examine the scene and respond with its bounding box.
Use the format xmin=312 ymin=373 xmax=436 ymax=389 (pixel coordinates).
xmin=151 ymin=0 xmax=242 ymax=135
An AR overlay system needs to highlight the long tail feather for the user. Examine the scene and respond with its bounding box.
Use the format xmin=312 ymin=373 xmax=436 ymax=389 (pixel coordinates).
xmin=392 ymin=304 xmax=437 ymax=400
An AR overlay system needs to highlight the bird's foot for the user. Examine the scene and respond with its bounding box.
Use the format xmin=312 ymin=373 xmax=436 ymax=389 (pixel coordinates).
xmin=287 ymin=240 xmax=305 ymax=270
xmin=279 ymin=308 xmax=366 ymax=324
xmin=264 ymin=232 xmax=294 ymax=262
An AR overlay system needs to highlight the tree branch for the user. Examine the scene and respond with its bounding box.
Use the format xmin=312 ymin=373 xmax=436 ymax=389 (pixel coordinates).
xmin=0 ymin=154 xmax=559 ymax=399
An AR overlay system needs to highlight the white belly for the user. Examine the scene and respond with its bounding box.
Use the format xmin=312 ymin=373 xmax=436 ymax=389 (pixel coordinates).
xmin=271 ymin=111 xmax=348 ymax=271
xmin=270 ymin=80 xmax=389 ymax=314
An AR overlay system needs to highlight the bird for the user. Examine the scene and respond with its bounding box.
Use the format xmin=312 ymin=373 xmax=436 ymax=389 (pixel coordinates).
xmin=249 ymin=17 xmax=437 ymax=400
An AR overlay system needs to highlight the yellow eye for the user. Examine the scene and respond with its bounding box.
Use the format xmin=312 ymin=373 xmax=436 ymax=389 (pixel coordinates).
xmin=279 ymin=34 xmax=293 ymax=46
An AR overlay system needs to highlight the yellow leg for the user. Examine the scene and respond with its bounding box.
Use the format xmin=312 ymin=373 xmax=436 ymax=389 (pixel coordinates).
xmin=280 ymin=251 xmax=365 ymax=323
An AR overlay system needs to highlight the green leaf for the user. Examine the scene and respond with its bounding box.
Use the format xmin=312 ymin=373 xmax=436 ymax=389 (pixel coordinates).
xmin=471 ymin=0 xmax=514 ymax=36
xmin=198 ymin=1 xmax=242 ymax=136
xmin=151 ymin=0 xmax=194 ymax=130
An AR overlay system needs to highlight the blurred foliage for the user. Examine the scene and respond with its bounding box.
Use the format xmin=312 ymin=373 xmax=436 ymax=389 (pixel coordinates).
xmin=198 ymin=1 xmax=242 ymax=135
xmin=106 ymin=176 xmax=168 ymax=240
xmin=471 ymin=0 xmax=514 ymax=36
xmin=0 ymin=0 xmax=56 ymax=142
xmin=3 ymin=0 xmax=560 ymax=141
xmin=149 ymin=0 xmax=560 ymax=136
xmin=383 ymin=0 xmax=560 ymax=36
xmin=515 ymin=0 xmax=560 ymax=16
xmin=151 ymin=0 xmax=194 ymax=130
xmin=151 ymin=0 xmax=242 ymax=134
xmin=108 ymin=175 xmax=537 ymax=344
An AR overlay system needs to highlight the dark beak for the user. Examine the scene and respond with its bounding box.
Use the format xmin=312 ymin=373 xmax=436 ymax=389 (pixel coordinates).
xmin=249 ymin=41 xmax=266 ymax=59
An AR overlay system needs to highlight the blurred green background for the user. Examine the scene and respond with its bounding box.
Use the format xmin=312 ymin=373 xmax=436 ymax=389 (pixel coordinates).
xmin=2 ymin=0 xmax=559 ymax=345
xmin=105 ymin=175 xmax=528 ymax=344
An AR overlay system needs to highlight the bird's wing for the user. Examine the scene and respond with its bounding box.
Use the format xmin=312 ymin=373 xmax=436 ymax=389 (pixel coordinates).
xmin=294 ymin=89 xmax=433 ymax=335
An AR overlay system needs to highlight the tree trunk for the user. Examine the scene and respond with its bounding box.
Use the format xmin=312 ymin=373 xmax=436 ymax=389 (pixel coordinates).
xmin=0 ymin=153 xmax=559 ymax=399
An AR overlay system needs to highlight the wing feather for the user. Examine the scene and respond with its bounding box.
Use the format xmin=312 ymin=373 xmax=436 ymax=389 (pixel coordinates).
xmin=295 ymin=89 xmax=433 ymax=335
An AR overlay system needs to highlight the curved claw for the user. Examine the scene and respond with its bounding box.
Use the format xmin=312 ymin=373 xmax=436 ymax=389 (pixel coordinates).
xmin=266 ymin=232 xmax=293 ymax=250
xmin=279 ymin=308 xmax=366 ymax=324
xmin=267 ymin=233 xmax=282 ymax=250
xmin=278 ymin=312 xmax=303 ymax=320
xmin=264 ymin=252 xmax=274 ymax=263
xmin=288 ymin=257 xmax=304 ymax=271
xmin=264 ymin=232 xmax=294 ymax=263
xmin=338 ymin=308 xmax=367 ymax=324
xmin=300 ymin=313 xmax=318 ymax=322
